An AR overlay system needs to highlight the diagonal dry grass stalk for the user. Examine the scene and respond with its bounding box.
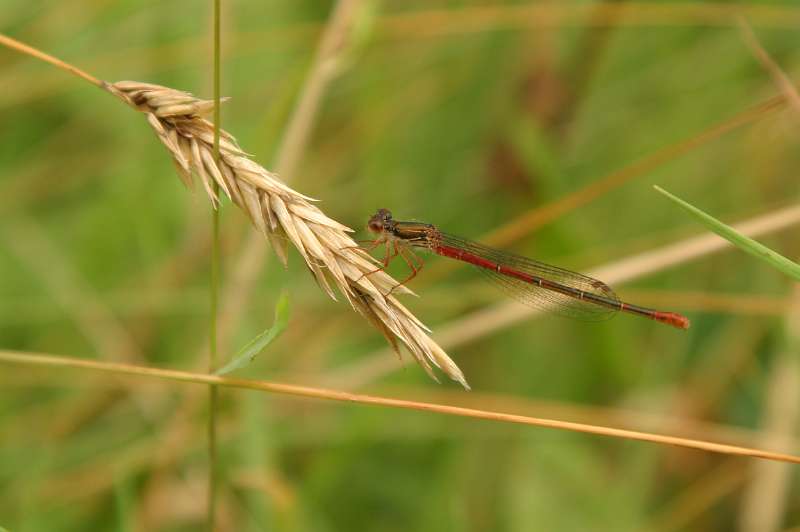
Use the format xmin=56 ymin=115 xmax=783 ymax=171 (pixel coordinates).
xmin=0 ymin=32 xmax=468 ymax=387
xmin=215 ymin=0 xmax=365 ymax=363
xmin=274 ymin=0 xmax=362 ymax=178
xmin=2 ymin=349 xmax=800 ymax=466
xmin=738 ymin=17 xmax=800 ymax=114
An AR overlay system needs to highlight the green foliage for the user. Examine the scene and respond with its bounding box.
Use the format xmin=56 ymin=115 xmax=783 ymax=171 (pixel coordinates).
xmin=655 ymin=185 xmax=800 ymax=280
xmin=216 ymin=292 xmax=290 ymax=375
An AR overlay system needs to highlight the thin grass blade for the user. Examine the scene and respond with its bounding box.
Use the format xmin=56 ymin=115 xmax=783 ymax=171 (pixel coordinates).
xmin=654 ymin=186 xmax=800 ymax=281
xmin=216 ymin=292 xmax=290 ymax=375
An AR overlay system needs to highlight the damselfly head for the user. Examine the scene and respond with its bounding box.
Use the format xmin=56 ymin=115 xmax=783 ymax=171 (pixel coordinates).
xmin=367 ymin=208 xmax=393 ymax=234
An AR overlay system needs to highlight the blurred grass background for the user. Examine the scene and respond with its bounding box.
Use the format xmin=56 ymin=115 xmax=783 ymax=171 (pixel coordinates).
xmin=2 ymin=1 xmax=800 ymax=530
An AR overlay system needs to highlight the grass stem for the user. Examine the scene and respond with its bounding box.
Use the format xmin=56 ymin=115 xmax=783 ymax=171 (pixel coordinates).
xmin=208 ymin=0 xmax=222 ymax=529
xmin=1 ymin=349 xmax=798 ymax=466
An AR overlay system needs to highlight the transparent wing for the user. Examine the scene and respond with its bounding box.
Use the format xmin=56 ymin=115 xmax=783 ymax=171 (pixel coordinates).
xmin=438 ymin=233 xmax=619 ymax=321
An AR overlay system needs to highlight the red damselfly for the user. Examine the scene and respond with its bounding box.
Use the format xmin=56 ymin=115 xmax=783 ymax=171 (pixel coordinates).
xmin=361 ymin=208 xmax=690 ymax=329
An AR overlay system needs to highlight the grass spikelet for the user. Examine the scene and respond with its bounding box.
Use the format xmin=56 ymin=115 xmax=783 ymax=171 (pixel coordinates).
xmin=102 ymin=80 xmax=469 ymax=388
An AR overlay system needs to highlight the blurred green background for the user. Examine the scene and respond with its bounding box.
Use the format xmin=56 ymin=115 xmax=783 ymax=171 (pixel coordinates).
xmin=2 ymin=1 xmax=800 ymax=531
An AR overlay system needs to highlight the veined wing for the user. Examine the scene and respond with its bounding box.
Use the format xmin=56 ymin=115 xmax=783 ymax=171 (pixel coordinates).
xmin=437 ymin=232 xmax=619 ymax=321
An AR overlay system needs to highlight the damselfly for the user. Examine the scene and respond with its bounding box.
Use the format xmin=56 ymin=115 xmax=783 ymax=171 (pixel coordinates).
xmin=361 ymin=208 xmax=690 ymax=329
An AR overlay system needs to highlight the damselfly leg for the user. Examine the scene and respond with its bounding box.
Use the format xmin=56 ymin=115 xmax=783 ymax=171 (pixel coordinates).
xmin=385 ymin=245 xmax=425 ymax=296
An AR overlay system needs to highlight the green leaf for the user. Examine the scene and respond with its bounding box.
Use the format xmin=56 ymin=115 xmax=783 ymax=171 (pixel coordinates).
xmin=654 ymin=186 xmax=800 ymax=281
xmin=215 ymin=292 xmax=290 ymax=375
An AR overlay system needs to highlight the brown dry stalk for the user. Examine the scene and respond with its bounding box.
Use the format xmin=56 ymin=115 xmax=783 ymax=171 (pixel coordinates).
xmin=2 ymin=349 xmax=800 ymax=465
xmin=0 ymin=32 xmax=467 ymax=388
xmin=738 ymin=17 xmax=800 ymax=114
xmin=215 ymin=0 xmax=364 ymax=362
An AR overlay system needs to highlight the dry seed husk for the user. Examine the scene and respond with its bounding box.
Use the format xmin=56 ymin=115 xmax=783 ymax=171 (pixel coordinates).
xmin=104 ymin=80 xmax=468 ymax=389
